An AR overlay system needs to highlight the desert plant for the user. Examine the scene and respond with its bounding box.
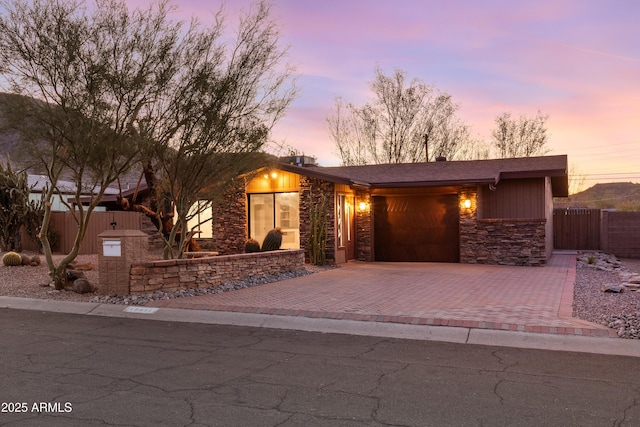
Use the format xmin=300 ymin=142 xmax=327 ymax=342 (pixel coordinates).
xmin=261 ymin=228 xmax=283 ymax=251
xmin=30 ymin=254 xmax=41 ymax=266
xmin=0 ymin=160 xmax=43 ymax=251
xmin=245 ymin=238 xmax=261 ymax=253
xmin=587 ymin=255 xmax=596 ymax=265
xmin=308 ymin=193 xmax=328 ymax=265
xmin=2 ymin=251 xmax=22 ymax=266
xmin=20 ymin=253 xmax=31 ymax=265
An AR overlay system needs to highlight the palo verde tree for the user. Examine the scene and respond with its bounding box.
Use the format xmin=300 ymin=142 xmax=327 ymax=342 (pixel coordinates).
xmin=0 ymin=0 xmax=181 ymax=288
xmin=327 ymin=66 xmax=474 ymax=165
xmin=120 ymin=1 xmax=296 ymax=259
xmin=491 ymin=110 xmax=550 ymax=158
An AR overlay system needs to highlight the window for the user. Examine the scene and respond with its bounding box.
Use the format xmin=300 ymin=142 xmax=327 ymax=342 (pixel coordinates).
xmin=186 ymin=201 xmax=213 ymax=238
xmin=249 ymin=192 xmax=299 ymax=249
xmin=337 ymin=194 xmax=352 ymax=248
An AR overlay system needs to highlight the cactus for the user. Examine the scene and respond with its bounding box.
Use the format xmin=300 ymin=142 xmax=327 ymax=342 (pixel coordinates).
xmin=21 ymin=254 xmax=31 ymax=266
xmin=308 ymin=193 xmax=328 ymax=265
xmin=245 ymin=238 xmax=261 ymax=253
xmin=2 ymin=251 xmax=22 ymax=267
xmin=261 ymin=228 xmax=283 ymax=251
xmin=30 ymin=255 xmax=41 ymax=267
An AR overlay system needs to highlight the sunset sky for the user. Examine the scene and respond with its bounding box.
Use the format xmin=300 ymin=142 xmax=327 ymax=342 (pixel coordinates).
xmin=140 ymin=1 xmax=639 ymax=189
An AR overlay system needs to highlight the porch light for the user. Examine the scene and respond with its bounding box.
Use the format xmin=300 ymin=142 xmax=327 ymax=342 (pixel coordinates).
xmin=359 ymin=201 xmax=369 ymax=211
xmin=463 ymin=198 xmax=472 ymax=209
xmin=271 ymin=171 xmax=278 ymax=179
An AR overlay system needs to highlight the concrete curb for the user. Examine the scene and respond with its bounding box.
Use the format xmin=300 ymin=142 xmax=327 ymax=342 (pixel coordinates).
xmin=2 ymin=296 xmax=638 ymax=358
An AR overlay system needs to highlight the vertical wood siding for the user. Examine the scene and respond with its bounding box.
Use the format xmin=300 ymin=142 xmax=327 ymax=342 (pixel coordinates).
xmin=480 ymin=178 xmax=545 ymax=219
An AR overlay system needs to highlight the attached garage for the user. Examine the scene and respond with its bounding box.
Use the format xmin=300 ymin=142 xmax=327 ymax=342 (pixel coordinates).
xmin=373 ymin=193 xmax=460 ymax=262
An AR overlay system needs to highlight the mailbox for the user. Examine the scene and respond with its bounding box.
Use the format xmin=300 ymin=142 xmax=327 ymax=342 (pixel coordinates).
xmin=103 ymin=239 xmax=121 ymax=257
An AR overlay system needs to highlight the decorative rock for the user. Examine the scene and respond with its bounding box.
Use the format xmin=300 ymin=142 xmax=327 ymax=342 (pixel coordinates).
xmin=72 ymin=279 xmax=95 ymax=294
xmin=601 ymin=283 xmax=626 ymax=293
xmin=66 ymin=269 xmax=86 ymax=282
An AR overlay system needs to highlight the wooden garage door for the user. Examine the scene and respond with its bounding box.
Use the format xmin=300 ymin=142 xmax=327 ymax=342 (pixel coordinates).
xmin=373 ymin=194 xmax=459 ymax=262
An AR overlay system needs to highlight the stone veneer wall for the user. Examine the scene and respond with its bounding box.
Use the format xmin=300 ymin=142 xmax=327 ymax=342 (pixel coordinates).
xmin=129 ymin=250 xmax=305 ymax=294
xmin=140 ymin=214 xmax=166 ymax=254
xmin=355 ymin=190 xmax=373 ymax=261
xmin=459 ymin=188 xmax=478 ymax=264
xmin=299 ymin=176 xmax=336 ymax=263
xmin=474 ymin=219 xmax=547 ymax=266
xmin=459 ymin=187 xmax=548 ymax=266
xmin=211 ymin=179 xmax=247 ymax=255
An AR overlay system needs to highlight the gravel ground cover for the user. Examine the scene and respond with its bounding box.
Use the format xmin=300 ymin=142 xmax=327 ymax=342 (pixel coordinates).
xmin=573 ymin=252 xmax=640 ymax=339
xmin=1 ymin=250 xmax=639 ymax=338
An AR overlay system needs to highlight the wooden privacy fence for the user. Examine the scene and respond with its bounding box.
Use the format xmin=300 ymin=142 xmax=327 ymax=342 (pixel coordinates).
xmin=553 ymin=208 xmax=600 ymax=250
xmin=554 ymin=209 xmax=640 ymax=258
xmin=21 ymin=211 xmax=143 ymax=254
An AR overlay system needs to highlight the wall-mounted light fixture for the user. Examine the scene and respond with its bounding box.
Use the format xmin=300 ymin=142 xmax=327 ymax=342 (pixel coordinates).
xmin=271 ymin=171 xmax=278 ymax=179
xmin=463 ymin=198 xmax=472 ymax=209
xmin=359 ymin=201 xmax=369 ymax=211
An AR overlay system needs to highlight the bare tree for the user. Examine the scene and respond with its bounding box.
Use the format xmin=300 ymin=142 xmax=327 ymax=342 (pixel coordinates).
xmin=491 ymin=111 xmax=550 ymax=158
xmin=0 ymin=0 xmax=182 ymax=288
xmin=327 ymin=67 xmax=475 ymax=165
xmin=117 ymin=1 xmax=296 ymax=259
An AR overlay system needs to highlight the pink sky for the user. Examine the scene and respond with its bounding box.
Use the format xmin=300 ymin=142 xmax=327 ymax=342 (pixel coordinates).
xmin=136 ymin=0 xmax=640 ymax=189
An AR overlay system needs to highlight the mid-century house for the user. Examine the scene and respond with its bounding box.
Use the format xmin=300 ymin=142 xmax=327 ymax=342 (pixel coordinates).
xmin=209 ymin=154 xmax=569 ymax=266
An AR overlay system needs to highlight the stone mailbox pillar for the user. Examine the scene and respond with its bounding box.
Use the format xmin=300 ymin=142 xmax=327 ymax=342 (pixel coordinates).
xmin=98 ymin=230 xmax=148 ymax=295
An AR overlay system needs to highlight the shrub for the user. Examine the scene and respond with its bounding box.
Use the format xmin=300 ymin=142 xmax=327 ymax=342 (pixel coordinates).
xmin=2 ymin=251 xmax=22 ymax=266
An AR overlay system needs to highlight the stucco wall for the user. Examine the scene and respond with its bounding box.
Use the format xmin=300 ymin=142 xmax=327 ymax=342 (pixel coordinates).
xmin=129 ymin=250 xmax=305 ymax=294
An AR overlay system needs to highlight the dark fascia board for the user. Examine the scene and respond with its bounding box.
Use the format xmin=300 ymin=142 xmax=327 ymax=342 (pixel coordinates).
xmin=368 ymin=178 xmax=495 ymax=189
xmin=276 ymin=160 xmax=569 ymax=195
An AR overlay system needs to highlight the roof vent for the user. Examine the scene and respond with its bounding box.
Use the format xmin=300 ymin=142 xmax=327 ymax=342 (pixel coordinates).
xmin=435 ymin=156 xmax=447 ymax=162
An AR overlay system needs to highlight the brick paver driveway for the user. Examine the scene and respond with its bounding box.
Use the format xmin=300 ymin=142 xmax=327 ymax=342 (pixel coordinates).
xmin=149 ymin=253 xmax=609 ymax=335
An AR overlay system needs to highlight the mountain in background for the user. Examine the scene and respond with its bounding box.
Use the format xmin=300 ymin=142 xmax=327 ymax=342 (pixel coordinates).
xmin=555 ymin=182 xmax=640 ymax=211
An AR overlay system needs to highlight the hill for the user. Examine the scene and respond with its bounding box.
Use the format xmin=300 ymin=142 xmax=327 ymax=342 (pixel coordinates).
xmin=555 ymin=182 xmax=640 ymax=211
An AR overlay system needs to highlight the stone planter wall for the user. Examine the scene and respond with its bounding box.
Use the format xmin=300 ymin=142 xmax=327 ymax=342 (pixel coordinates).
xmin=129 ymin=249 xmax=305 ymax=294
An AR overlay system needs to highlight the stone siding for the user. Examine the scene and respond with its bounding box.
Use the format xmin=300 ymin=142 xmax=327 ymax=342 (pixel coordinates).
xmin=459 ymin=189 xmax=478 ymax=264
xmin=460 ymin=187 xmax=548 ymax=266
xmin=299 ymin=177 xmax=336 ymax=263
xmin=473 ymin=219 xmax=547 ymax=266
xmin=355 ymin=190 xmax=373 ymax=261
xmin=211 ymin=179 xmax=247 ymax=255
xmin=140 ymin=214 xmax=165 ymax=255
xmin=129 ymin=250 xmax=305 ymax=294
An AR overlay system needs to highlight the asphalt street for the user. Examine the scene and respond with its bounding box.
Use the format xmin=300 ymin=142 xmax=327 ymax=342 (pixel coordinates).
xmin=1 ymin=308 xmax=639 ymax=426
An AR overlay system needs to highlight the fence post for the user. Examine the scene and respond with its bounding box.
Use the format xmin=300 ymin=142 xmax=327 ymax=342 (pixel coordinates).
xmin=600 ymin=210 xmax=608 ymax=253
